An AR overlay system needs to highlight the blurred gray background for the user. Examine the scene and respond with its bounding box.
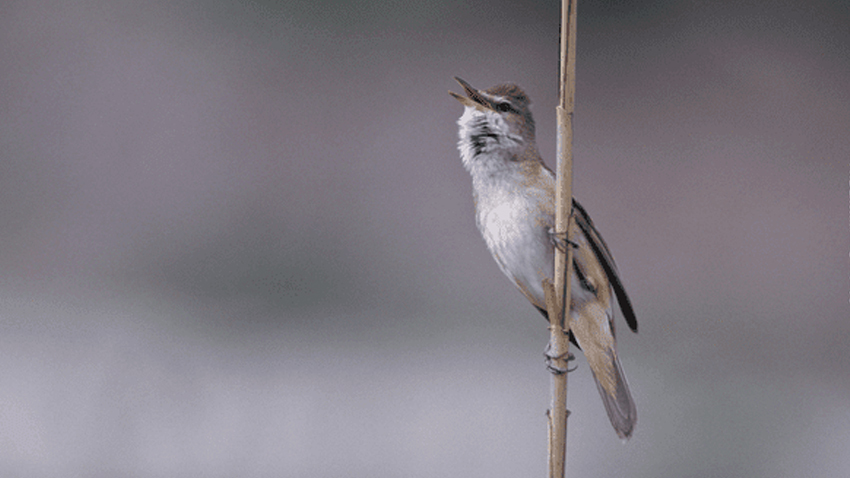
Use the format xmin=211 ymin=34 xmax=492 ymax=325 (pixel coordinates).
xmin=1 ymin=0 xmax=848 ymax=476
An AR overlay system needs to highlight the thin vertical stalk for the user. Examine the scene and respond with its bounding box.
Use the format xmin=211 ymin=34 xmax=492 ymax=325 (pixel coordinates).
xmin=546 ymin=0 xmax=577 ymax=477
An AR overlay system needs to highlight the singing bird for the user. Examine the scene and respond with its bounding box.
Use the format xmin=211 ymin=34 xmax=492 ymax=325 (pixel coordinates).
xmin=450 ymin=77 xmax=638 ymax=439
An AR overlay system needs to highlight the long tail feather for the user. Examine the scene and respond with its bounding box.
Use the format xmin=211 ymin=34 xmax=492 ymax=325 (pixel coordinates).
xmin=591 ymin=352 xmax=636 ymax=439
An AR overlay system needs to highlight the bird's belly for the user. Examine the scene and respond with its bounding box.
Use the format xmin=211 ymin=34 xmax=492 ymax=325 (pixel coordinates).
xmin=478 ymin=198 xmax=553 ymax=306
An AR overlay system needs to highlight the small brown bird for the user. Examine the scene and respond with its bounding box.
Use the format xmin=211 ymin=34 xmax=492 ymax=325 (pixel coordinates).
xmin=450 ymin=77 xmax=638 ymax=439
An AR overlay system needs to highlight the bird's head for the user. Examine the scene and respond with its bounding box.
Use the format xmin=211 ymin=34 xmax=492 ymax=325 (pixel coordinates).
xmin=450 ymin=77 xmax=538 ymax=171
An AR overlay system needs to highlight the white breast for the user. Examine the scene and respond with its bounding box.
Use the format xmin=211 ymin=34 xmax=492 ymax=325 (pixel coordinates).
xmin=475 ymin=184 xmax=554 ymax=307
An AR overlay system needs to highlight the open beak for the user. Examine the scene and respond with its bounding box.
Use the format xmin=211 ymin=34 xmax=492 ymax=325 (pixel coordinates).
xmin=449 ymin=77 xmax=493 ymax=111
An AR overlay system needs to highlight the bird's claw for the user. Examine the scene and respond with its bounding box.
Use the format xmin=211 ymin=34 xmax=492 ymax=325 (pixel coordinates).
xmin=547 ymin=227 xmax=579 ymax=253
xmin=544 ymin=344 xmax=577 ymax=375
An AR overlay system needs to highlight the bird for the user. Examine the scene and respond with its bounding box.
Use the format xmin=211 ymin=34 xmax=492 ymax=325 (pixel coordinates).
xmin=449 ymin=77 xmax=638 ymax=439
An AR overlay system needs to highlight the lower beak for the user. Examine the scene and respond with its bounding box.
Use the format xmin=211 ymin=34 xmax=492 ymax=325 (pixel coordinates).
xmin=449 ymin=77 xmax=491 ymax=111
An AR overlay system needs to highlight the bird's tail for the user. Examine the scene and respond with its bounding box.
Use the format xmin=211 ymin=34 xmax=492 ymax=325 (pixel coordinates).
xmin=591 ymin=352 xmax=637 ymax=439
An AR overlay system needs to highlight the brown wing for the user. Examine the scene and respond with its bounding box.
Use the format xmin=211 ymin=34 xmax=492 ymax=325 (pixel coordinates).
xmin=572 ymin=199 xmax=638 ymax=333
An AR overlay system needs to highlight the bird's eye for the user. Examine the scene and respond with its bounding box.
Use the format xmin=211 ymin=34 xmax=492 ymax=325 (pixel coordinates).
xmin=495 ymin=102 xmax=513 ymax=113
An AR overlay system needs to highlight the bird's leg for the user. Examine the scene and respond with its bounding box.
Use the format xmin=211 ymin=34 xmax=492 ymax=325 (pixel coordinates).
xmin=547 ymin=227 xmax=579 ymax=253
xmin=544 ymin=341 xmax=576 ymax=375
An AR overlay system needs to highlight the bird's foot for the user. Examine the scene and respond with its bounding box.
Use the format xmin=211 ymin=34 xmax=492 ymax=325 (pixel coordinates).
xmin=544 ymin=342 xmax=576 ymax=375
xmin=547 ymin=228 xmax=578 ymax=253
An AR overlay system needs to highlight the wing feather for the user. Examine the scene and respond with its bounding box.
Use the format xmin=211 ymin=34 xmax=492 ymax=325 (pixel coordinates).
xmin=572 ymin=199 xmax=638 ymax=333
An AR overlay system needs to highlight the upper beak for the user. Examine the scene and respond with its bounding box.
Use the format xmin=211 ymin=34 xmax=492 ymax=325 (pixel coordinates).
xmin=449 ymin=77 xmax=492 ymax=111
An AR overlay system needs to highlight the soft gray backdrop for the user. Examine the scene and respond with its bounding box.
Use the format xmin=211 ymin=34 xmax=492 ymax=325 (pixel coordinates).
xmin=1 ymin=0 xmax=848 ymax=477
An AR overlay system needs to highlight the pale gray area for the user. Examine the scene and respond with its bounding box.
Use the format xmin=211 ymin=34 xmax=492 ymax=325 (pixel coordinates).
xmin=0 ymin=1 xmax=848 ymax=476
